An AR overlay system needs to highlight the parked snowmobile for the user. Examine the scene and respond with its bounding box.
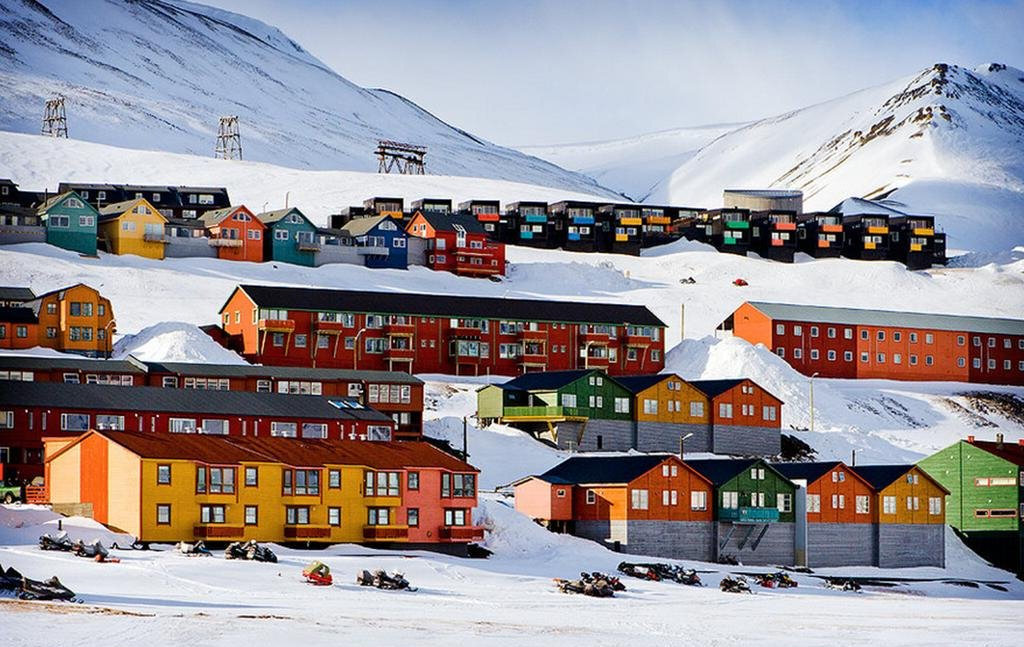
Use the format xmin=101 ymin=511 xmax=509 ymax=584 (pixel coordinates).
xmin=0 ymin=564 xmax=22 ymax=594
xmin=825 ymin=578 xmax=862 ymax=593
xmin=719 ymin=576 xmax=753 ymax=594
xmin=303 ymin=561 xmax=333 ymax=586
xmin=554 ymin=572 xmax=622 ymax=597
xmin=224 ymin=540 xmax=278 ymax=563
xmin=618 ymin=562 xmax=702 ymax=586
xmin=72 ymin=539 xmax=119 ymax=563
xmin=38 ymin=531 xmax=73 ymax=552
xmin=0 ymin=565 xmax=77 ymax=602
xmin=717 ymin=554 xmax=739 ymax=566
xmin=754 ymin=572 xmax=798 ymax=589
xmin=618 ymin=562 xmax=661 ymax=581
xmin=356 ymin=569 xmax=415 ymax=591
xmin=175 ymin=541 xmax=211 ymax=556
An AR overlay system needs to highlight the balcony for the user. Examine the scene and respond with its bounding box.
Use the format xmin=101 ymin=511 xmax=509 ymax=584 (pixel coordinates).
xmin=439 ymin=526 xmax=485 ymax=542
xmin=719 ymin=507 xmax=780 ymax=523
xmin=519 ymin=353 xmax=548 ymax=367
xmin=363 ymin=525 xmax=409 ymax=541
xmin=384 ymin=321 xmax=416 ymax=336
xmin=455 ymin=259 xmax=500 ymax=276
xmin=143 ymin=232 xmax=169 ymax=243
xmin=259 ymin=318 xmax=296 ymax=332
xmin=504 ymin=405 xmax=567 ymax=418
xmin=315 ymin=320 xmax=346 ymax=334
xmin=356 ymin=245 xmax=389 ymax=256
xmin=518 ymin=328 xmax=547 ymax=341
xmin=579 ymin=329 xmax=611 ymax=344
xmin=523 ymin=214 xmax=548 ymax=224
xmin=821 ymin=224 xmax=843 ymax=233
xmin=913 ymin=227 xmax=934 ymax=236
xmin=618 ymin=217 xmax=642 ymax=226
xmin=646 ymin=216 xmax=672 ymax=225
xmin=284 ymin=525 xmax=332 ymax=540
xmin=724 ymin=220 xmax=750 ymax=229
xmin=772 ymin=222 xmax=796 ymax=231
xmin=385 ymin=347 xmax=416 ymax=361
xmin=623 ymin=334 xmax=652 ymax=347
xmin=866 ymin=226 xmax=889 ymax=234
xmin=296 ymin=240 xmax=321 ymax=252
xmin=449 ymin=326 xmax=483 ymax=339
xmin=209 ymin=237 xmax=243 ymax=248
xmin=583 ymin=354 xmax=611 ymax=368
xmin=193 ymin=525 xmax=244 ymax=539
xmin=475 ymin=212 xmax=500 ymax=223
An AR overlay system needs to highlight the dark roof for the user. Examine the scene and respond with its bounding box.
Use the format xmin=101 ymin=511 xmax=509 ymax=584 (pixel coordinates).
xmin=0 ymin=355 xmax=145 ymax=373
xmin=0 ymin=382 xmax=391 ymax=422
xmin=198 ymin=206 xmax=240 ymax=226
xmin=497 ymin=370 xmax=595 ymax=391
xmin=0 ymin=287 xmax=36 ymax=302
xmin=143 ymin=361 xmax=422 ymax=384
xmin=165 ymin=218 xmax=207 ymax=229
xmin=688 ymin=379 xmax=746 ymax=398
xmin=537 ymin=454 xmax=673 ymax=485
xmin=967 ymin=439 xmax=1024 ymax=467
xmin=743 ymin=302 xmax=1024 ymax=336
xmin=0 ymin=307 xmax=38 ymax=324
xmin=685 ymin=459 xmax=761 ymax=486
xmin=771 ymin=461 xmax=843 ymax=483
xmin=615 ymin=374 xmax=675 ymax=394
xmin=854 ymin=465 xmax=915 ymax=490
xmin=57 ymin=430 xmax=475 ymax=472
xmin=416 ymin=211 xmax=486 ymax=234
xmin=233 ymin=285 xmax=666 ymax=328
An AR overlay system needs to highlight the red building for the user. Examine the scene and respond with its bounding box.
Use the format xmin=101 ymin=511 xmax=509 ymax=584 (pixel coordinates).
xmin=406 ymin=211 xmax=505 ymax=277
xmin=199 ymin=205 xmax=266 ymax=262
xmin=0 ymin=382 xmax=396 ymax=480
xmin=726 ymin=301 xmax=1024 ymax=385
xmin=216 ymin=284 xmax=666 ymax=376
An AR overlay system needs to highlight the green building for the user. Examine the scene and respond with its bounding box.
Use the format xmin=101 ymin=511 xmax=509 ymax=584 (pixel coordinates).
xmin=918 ymin=436 xmax=1024 ymax=576
xmin=37 ymin=191 xmax=98 ymax=255
xmin=686 ymin=458 xmax=797 ymax=565
xmin=258 ymin=207 xmax=320 ymax=267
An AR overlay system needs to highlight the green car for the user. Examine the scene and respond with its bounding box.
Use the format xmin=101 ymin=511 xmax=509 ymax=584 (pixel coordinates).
xmin=1 ymin=481 xmax=22 ymax=504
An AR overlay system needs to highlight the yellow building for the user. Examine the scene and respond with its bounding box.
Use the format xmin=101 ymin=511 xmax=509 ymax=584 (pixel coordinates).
xmin=98 ymin=198 xmax=168 ymax=259
xmin=44 ymin=430 xmax=482 ymax=546
xmin=617 ymin=373 xmax=710 ymax=425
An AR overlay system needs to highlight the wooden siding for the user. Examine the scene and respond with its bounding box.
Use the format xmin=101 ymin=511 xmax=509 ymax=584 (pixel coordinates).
xmin=634 ymin=377 xmax=710 ymax=425
xmin=874 ymin=466 xmax=947 ymax=525
xmin=918 ymin=441 xmax=1021 ymax=532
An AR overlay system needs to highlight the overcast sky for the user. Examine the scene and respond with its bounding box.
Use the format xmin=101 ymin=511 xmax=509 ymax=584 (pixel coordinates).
xmin=204 ymin=0 xmax=1024 ymax=146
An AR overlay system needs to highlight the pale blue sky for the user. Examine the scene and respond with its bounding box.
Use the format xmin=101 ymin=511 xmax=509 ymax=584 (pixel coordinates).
xmin=205 ymin=0 xmax=1024 ymax=145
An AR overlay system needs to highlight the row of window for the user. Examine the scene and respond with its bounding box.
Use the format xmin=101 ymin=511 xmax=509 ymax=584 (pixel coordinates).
xmin=881 ymin=496 xmax=943 ymax=515
xmin=806 ymin=493 xmax=870 ymax=513
xmin=155 ymin=504 xmax=469 ymax=528
xmin=780 ymin=346 xmax=1024 ymax=371
xmin=778 ymin=323 xmax=1024 ymax=351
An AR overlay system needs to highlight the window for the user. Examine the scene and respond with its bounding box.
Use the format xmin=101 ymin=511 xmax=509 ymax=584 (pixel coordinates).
xmin=877 ymin=353 xmax=885 ymax=363
xmin=855 ymin=495 xmax=870 ymax=514
xmin=793 ymin=325 xmax=802 ymax=337
xmin=827 ymin=327 xmax=836 ymax=339
xmin=807 ymin=494 xmax=820 ymax=513
xmin=613 ymin=397 xmax=630 ymax=414
xmin=328 ymin=507 xmax=341 ymax=526
xmin=793 ymin=348 xmax=802 ymax=359
xmin=690 ymin=490 xmax=707 ymax=511
xmin=928 ymin=497 xmax=942 ymax=515
xmin=200 ymin=505 xmax=226 ymax=524
xmin=777 ymin=493 xmax=791 ymax=513
xmin=283 ymin=469 xmax=321 ymax=496
xmin=721 ymin=491 xmax=738 ymax=509
xmin=718 ymin=403 xmax=733 ymax=419
xmin=201 ymin=419 xmax=228 ymax=435
xmin=883 ymin=496 xmax=896 ymax=514
xmin=810 ymin=326 xmax=819 ymax=338
xmin=156 ymin=465 xmax=171 ymax=485
xmin=271 ymin=421 xmax=297 ymax=437
xmin=407 ymin=471 xmax=419 ymax=490
xmin=844 ymin=350 xmax=853 ymax=362
xmin=827 ymin=350 xmax=836 ymax=361
xmin=197 ymin=467 xmax=235 ymax=494
xmin=560 ymin=393 xmax=577 ymax=408
xmin=286 ymin=506 xmax=311 ymax=525
xmin=906 ymin=496 xmax=919 ymax=511
xmin=328 ymin=469 xmax=342 ymax=489
xmin=586 ymin=490 xmax=596 ymax=504
xmin=776 ymin=347 xmax=785 ymax=358
xmin=367 ymin=471 xmax=401 ymax=497
xmin=630 ymin=489 xmax=649 ymax=510
xmin=860 ymin=352 xmax=869 ymax=363
xmin=643 ymin=399 xmax=658 ymax=415
xmin=860 ymin=330 xmax=869 ymax=341
xmin=926 ymin=333 xmax=934 ymax=344
xmin=242 ymin=466 xmax=259 ymax=487
xmin=301 ymin=423 xmax=327 ymax=439
xmin=0 ymin=411 xmax=13 ymax=429
xmin=245 ymin=506 xmax=258 ymax=525
xmin=444 ymin=509 xmax=468 ymax=526
xmin=957 ymin=335 xmax=965 ymax=346
xmin=169 ymin=417 xmax=196 ymax=433
xmin=156 ymin=504 xmax=171 ymax=525
xmin=407 ymin=508 xmax=419 ymax=527
xmin=60 ymin=413 xmax=89 ymax=431
xmin=762 ymin=405 xmax=777 ymax=421
xmin=776 ymin=324 xmax=785 ymax=335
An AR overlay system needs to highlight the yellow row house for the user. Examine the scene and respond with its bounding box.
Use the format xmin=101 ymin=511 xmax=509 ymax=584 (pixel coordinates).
xmin=98 ymin=198 xmax=169 ymax=259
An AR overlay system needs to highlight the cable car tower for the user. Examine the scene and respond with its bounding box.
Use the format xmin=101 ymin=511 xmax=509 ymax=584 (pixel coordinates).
xmin=376 ymin=140 xmax=426 ymax=174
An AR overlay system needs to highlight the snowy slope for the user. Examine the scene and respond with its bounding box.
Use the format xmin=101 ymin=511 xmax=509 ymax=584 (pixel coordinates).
xmin=0 ymin=0 xmax=615 ymax=197
xmin=639 ymin=63 xmax=1024 ymax=253
xmin=519 ymin=123 xmax=739 ymax=200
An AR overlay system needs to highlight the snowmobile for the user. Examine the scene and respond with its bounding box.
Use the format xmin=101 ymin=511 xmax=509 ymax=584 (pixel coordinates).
xmin=0 ymin=565 xmax=78 ymax=602
xmin=356 ymin=569 xmax=416 ymax=591
xmin=38 ymin=531 xmax=73 ymax=552
xmin=679 ymin=276 xmax=697 ymax=285
xmin=670 ymin=568 xmax=703 ymax=586
xmin=585 ymin=571 xmax=625 ymax=592
xmin=303 ymin=561 xmax=333 ymax=586
xmin=719 ymin=576 xmax=753 ymax=594
xmin=617 ymin=562 xmax=661 ymax=581
xmin=72 ymin=539 xmax=119 ymax=563
xmin=732 ymin=278 xmax=749 ymax=287
xmin=717 ymin=553 xmax=739 ymax=566
xmin=554 ymin=572 xmax=621 ymax=598
xmin=0 ymin=564 xmax=22 ymax=594
xmin=175 ymin=540 xmax=211 ymax=556
xmin=825 ymin=578 xmax=862 ymax=593
xmin=754 ymin=572 xmax=798 ymax=589
xmin=224 ymin=540 xmax=278 ymax=563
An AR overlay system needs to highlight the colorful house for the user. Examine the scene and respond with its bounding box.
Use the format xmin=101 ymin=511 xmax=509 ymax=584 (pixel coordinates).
xmin=773 ymin=461 xmax=876 ymax=567
xmin=0 ymin=306 xmax=39 ymax=352
xmin=44 ymin=430 xmax=483 ymax=550
xmin=749 ymin=210 xmax=798 ymax=263
xmin=549 ymin=201 xmax=601 ymax=252
xmin=514 ymin=454 xmax=714 ymax=560
xmin=688 ymin=379 xmax=784 ymax=456
xmin=363 ymin=197 xmax=405 ymax=220
xmin=856 ymin=464 xmax=947 ymax=568
xmin=410 ymin=198 xmax=452 ymax=214
xmin=505 ymin=201 xmax=553 ymax=247
xmin=795 ymin=212 xmax=844 ymax=258
xmin=98 ymin=198 xmax=168 ymax=260
xmin=340 ymin=215 xmax=408 ymax=270
xmin=616 ymin=373 xmax=715 ymax=453
xmin=686 ymin=459 xmax=797 ymax=566
xmin=199 ymin=205 xmax=266 ymax=263
xmin=597 ymin=204 xmax=643 ymax=255
xmin=841 ymin=213 xmax=890 ymax=261
xmin=406 ymin=211 xmax=505 ymax=277
xmin=27 ymin=283 xmax=116 ymax=357
xmin=700 ymin=208 xmax=752 ymax=255
xmin=36 ymin=191 xmax=99 ymax=255
xmin=457 ymin=199 xmax=502 ymax=240
xmin=918 ymin=435 xmax=1023 ymax=576
xmin=258 ymin=208 xmax=320 ymax=267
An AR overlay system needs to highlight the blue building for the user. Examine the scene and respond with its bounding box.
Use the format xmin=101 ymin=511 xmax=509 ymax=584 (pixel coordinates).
xmin=340 ymin=215 xmax=408 ymax=269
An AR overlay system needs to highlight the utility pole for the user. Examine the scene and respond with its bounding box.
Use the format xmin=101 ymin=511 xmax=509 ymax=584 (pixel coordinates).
xmin=809 ymin=372 xmax=820 ymax=434
xmin=462 ymin=416 xmax=469 ymax=461
xmin=215 ymin=116 xmax=242 ymax=160
xmin=680 ymin=303 xmax=685 ymax=343
xmin=41 ymin=96 xmax=68 ymax=138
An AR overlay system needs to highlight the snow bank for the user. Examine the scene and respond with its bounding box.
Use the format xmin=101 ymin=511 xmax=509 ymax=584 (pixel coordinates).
xmin=0 ymin=504 xmax=132 ymax=547
xmin=112 ymin=321 xmax=248 ymax=364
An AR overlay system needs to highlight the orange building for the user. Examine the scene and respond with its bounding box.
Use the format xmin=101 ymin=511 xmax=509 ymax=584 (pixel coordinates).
xmin=200 ymin=206 xmax=266 ymax=262
xmin=0 ymin=283 xmax=114 ymax=357
xmin=514 ymin=454 xmax=714 ymax=560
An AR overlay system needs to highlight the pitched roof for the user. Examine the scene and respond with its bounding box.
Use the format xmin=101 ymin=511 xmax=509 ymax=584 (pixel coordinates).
xmin=0 ymin=306 xmax=38 ymax=324
xmin=771 ymin=461 xmax=843 ymax=483
xmin=98 ymin=199 xmax=142 ymax=217
xmin=497 ymin=369 xmax=595 ymax=391
xmin=966 ymin=439 xmax=1024 ymax=467
xmin=199 ymin=206 xmax=255 ymax=227
xmin=142 ymin=360 xmax=422 ymax=384
xmin=742 ymin=302 xmax=1024 ymax=336
xmin=724 ymin=189 xmax=803 ymax=199
xmin=688 ymin=379 xmax=746 ymax=399
xmin=37 ymin=191 xmax=78 ymax=214
xmin=536 ymin=454 xmax=673 ymax=485
xmin=0 ymin=287 xmax=36 ymax=302
xmin=232 ymin=285 xmax=666 ymax=327
xmin=0 ymin=382 xmax=391 ymax=422
xmin=854 ymin=465 xmax=916 ymax=490
xmin=684 ymin=458 xmax=762 ymax=486
xmin=416 ymin=211 xmax=486 ymax=234
xmin=0 ymin=355 xmax=145 ymax=373
xmin=340 ymin=214 xmax=394 ymax=237
xmin=615 ymin=373 xmax=676 ymax=394
xmin=52 ymin=429 xmax=475 ymax=472
xmin=257 ymin=207 xmax=310 ymax=226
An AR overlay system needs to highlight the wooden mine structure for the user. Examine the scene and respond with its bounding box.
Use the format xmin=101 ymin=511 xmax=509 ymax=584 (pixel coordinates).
xmin=41 ymin=96 xmax=68 ymax=138
xmin=376 ymin=140 xmax=426 ymax=175
xmin=215 ymin=115 xmax=243 ymax=160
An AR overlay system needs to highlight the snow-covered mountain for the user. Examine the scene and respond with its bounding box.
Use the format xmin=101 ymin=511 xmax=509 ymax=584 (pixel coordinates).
xmin=0 ymin=0 xmax=617 ymax=197
xmin=518 ymin=123 xmax=740 ymax=201
xmin=644 ymin=63 xmax=1024 ymax=252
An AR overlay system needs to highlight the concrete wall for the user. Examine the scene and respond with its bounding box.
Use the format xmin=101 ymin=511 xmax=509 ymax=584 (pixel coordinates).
xmin=0 ymin=225 xmax=46 ymax=245
xmin=712 ymin=424 xmax=781 ymax=456
xmin=165 ymin=237 xmax=216 ymax=258
xmin=557 ymin=419 xmax=633 ymax=451
xmin=717 ymin=521 xmax=795 ymax=565
xmin=575 ymin=519 xmax=625 ymax=548
xmin=315 ymin=244 xmax=362 ymax=267
xmin=807 ymin=523 xmax=877 ymax=567
xmin=625 ymin=520 xmax=715 ymax=561
xmin=636 ymin=421 xmax=711 ymax=453
xmin=407 ymin=237 xmax=429 ymax=266
xmin=878 ymin=524 xmax=945 ymax=568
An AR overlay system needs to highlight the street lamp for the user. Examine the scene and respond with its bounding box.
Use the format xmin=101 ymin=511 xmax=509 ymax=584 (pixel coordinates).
xmin=809 ymin=372 xmax=820 ymax=434
xmin=103 ymin=319 xmax=117 ymax=359
xmin=679 ymin=432 xmax=694 ymax=458
xmin=352 ymin=328 xmax=367 ymax=370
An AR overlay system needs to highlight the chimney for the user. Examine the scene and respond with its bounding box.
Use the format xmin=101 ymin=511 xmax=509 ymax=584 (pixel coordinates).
xmin=967 ymin=435 xmax=975 ymax=443
xmin=996 ymin=433 xmax=1004 ymax=449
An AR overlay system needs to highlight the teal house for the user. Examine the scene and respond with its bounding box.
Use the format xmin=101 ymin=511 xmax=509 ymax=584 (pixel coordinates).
xmin=37 ymin=191 xmax=98 ymax=255
xmin=257 ymin=207 xmax=320 ymax=267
